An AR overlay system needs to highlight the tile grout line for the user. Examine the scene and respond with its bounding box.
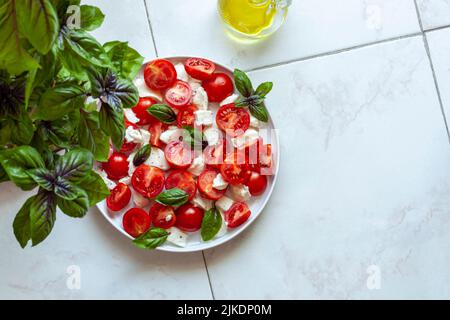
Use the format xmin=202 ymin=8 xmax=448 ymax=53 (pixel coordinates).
xmin=143 ymin=0 xmax=159 ymax=57
xmin=202 ymin=251 xmax=216 ymax=300
xmin=424 ymin=24 xmax=450 ymax=34
xmin=413 ymin=0 xmax=450 ymax=142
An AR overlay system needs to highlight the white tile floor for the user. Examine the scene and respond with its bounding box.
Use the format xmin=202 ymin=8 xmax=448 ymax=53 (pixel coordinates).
xmin=1 ymin=0 xmax=449 ymax=299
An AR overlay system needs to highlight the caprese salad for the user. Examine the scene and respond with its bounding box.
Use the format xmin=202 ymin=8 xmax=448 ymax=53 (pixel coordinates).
xmin=96 ymin=57 xmax=275 ymax=249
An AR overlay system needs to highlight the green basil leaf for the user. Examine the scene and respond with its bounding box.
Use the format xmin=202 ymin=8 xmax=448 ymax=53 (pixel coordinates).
xmin=40 ymin=112 xmax=79 ymax=148
xmin=233 ymin=69 xmax=253 ymax=97
xmin=13 ymin=195 xmax=34 ymax=248
xmin=62 ymin=28 xmax=108 ymax=68
xmin=35 ymin=83 xmax=85 ymax=121
xmin=10 ymin=112 xmax=34 ymax=145
xmin=78 ymin=111 xmax=110 ymax=162
xmin=29 ymin=189 xmax=57 ymax=247
xmin=147 ymin=104 xmax=176 ymax=124
xmin=77 ymin=171 xmax=109 ymax=206
xmin=133 ymin=144 xmax=151 ymax=167
xmin=0 ymin=146 xmax=45 ymax=190
xmin=80 ymin=5 xmax=105 ymax=31
xmin=182 ymin=125 xmax=206 ymax=149
xmin=0 ymin=120 xmax=12 ymax=146
xmin=57 ymin=189 xmax=89 ymax=218
xmin=249 ymin=102 xmax=269 ymax=123
xmin=26 ymin=168 xmax=54 ymax=191
xmin=255 ymin=82 xmax=273 ymax=97
xmin=201 ymin=207 xmax=223 ymax=241
xmin=104 ymin=41 xmax=144 ymax=79
xmin=235 ymin=95 xmax=265 ymax=108
xmin=0 ymin=164 xmax=8 ymax=183
xmin=55 ymin=148 xmax=93 ymax=183
xmin=133 ymin=228 xmax=169 ymax=249
xmin=53 ymin=176 xmax=80 ymax=200
xmin=155 ymin=188 xmax=189 ymax=206
xmin=99 ymin=103 xmax=125 ymax=151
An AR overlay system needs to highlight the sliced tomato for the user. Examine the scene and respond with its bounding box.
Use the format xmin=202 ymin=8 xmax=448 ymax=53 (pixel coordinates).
xmin=225 ymin=202 xmax=251 ymax=228
xmin=148 ymin=121 xmax=168 ymax=148
xmin=203 ymin=139 xmax=231 ymax=169
xmin=106 ymin=183 xmax=131 ymax=211
xmin=165 ymin=80 xmax=192 ymax=109
xmin=123 ymin=208 xmax=151 ymax=237
xmin=198 ymin=169 xmax=227 ymax=200
xmin=175 ymin=203 xmax=204 ymax=232
xmin=202 ymin=73 xmax=234 ymax=102
xmin=164 ymin=141 xmax=194 ymax=169
xmin=144 ymin=59 xmax=177 ymax=90
xmin=216 ymin=103 xmax=250 ymax=137
xmin=131 ymin=165 xmax=165 ymax=198
xmin=149 ymin=203 xmax=176 ymax=229
xmin=132 ymin=97 xmax=158 ymax=125
xmin=177 ymin=104 xmax=197 ymax=128
xmin=120 ymin=122 xmax=138 ymax=153
xmin=184 ymin=58 xmax=216 ymax=80
xmin=102 ymin=152 xmax=129 ymax=180
xmin=220 ymin=153 xmax=251 ymax=185
xmin=165 ymin=170 xmax=197 ymax=200
xmin=245 ymin=171 xmax=267 ymax=196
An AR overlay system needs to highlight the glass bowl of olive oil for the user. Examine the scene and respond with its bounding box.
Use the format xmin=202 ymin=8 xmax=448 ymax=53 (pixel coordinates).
xmin=218 ymin=0 xmax=290 ymax=42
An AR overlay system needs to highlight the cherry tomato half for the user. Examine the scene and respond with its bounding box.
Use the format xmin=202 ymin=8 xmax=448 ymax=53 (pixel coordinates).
xmin=165 ymin=80 xmax=192 ymax=109
xmin=132 ymin=97 xmax=158 ymax=125
xmin=165 ymin=170 xmax=197 ymax=200
xmin=202 ymin=73 xmax=234 ymax=102
xmin=144 ymin=59 xmax=177 ymax=91
xmin=245 ymin=171 xmax=267 ymax=196
xmin=198 ymin=169 xmax=227 ymax=200
xmin=123 ymin=208 xmax=151 ymax=237
xmin=184 ymin=58 xmax=216 ymax=80
xmin=203 ymin=139 xmax=230 ymax=169
xmin=176 ymin=203 xmax=204 ymax=232
xmin=164 ymin=141 xmax=194 ymax=169
xmin=216 ymin=103 xmax=250 ymax=137
xmin=225 ymin=202 xmax=251 ymax=228
xmin=149 ymin=203 xmax=176 ymax=229
xmin=177 ymin=104 xmax=197 ymax=128
xmin=131 ymin=165 xmax=165 ymax=198
xmin=106 ymin=183 xmax=131 ymax=211
xmin=220 ymin=155 xmax=251 ymax=185
xmin=102 ymin=152 xmax=129 ymax=180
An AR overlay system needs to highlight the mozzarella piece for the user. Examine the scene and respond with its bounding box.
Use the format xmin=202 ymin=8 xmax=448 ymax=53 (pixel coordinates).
xmin=212 ymin=173 xmax=228 ymax=190
xmin=139 ymin=129 xmax=150 ymax=144
xmin=230 ymin=184 xmax=251 ymax=202
xmin=203 ymin=127 xmax=220 ymax=146
xmin=134 ymin=77 xmax=163 ymax=101
xmin=127 ymin=152 xmax=136 ymax=176
xmin=194 ymin=110 xmax=213 ymax=126
xmin=124 ymin=126 xmax=150 ymax=145
xmin=188 ymin=156 xmax=205 ymax=176
xmin=216 ymin=212 xmax=228 ymax=237
xmin=159 ymin=126 xmax=182 ymax=144
xmin=193 ymin=86 xmax=209 ymax=110
xmin=131 ymin=189 xmax=151 ymax=208
xmin=167 ymin=227 xmax=188 ymax=247
xmin=188 ymin=78 xmax=202 ymax=91
xmin=192 ymin=193 xmax=213 ymax=210
xmin=219 ymin=93 xmax=239 ymax=106
xmin=124 ymin=108 xmax=139 ymax=124
xmin=231 ymin=128 xmax=259 ymax=149
xmin=175 ymin=63 xmax=189 ymax=82
xmin=250 ymin=114 xmax=264 ymax=128
xmin=119 ymin=176 xmax=131 ymax=185
xmin=97 ymin=170 xmax=117 ymax=190
xmin=215 ymin=196 xmax=234 ymax=212
xmin=144 ymin=147 xmax=170 ymax=170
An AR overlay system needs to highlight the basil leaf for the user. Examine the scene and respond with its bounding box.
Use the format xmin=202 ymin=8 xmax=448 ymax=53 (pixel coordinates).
xmin=29 ymin=189 xmax=57 ymax=247
xmin=156 ymin=188 xmax=189 ymax=207
xmin=77 ymin=171 xmax=110 ymax=206
xmin=57 ymin=189 xmax=89 ymax=218
xmin=147 ymin=104 xmax=176 ymax=124
xmin=233 ymin=69 xmax=253 ymax=97
xmin=201 ymin=207 xmax=223 ymax=241
xmin=78 ymin=111 xmax=110 ymax=162
xmin=0 ymin=164 xmax=8 ymax=183
xmin=40 ymin=112 xmax=79 ymax=148
xmin=13 ymin=196 xmax=34 ymax=248
xmin=182 ymin=125 xmax=206 ymax=149
xmin=0 ymin=146 xmax=45 ymax=190
xmin=53 ymin=176 xmax=80 ymax=200
xmin=99 ymin=102 xmax=125 ymax=151
xmin=249 ymin=102 xmax=269 ymax=123
xmin=133 ymin=228 xmax=169 ymax=249
xmin=235 ymin=95 xmax=265 ymax=108
xmin=255 ymin=82 xmax=273 ymax=97
xmin=104 ymin=41 xmax=144 ymax=79
xmin=55 ymin=148 xmax=93 ymax=183
xmin=26 ymin=168 xmax=54 ymax=191
xmin=35 ymin=83 xmax=85 ymax=121
xmin=80 ymin=5 xmax=105 ymax=31
xmin=133 ymin=144 xmax=151 ymax=167
xmin=10 ymin=112 xmax=34 ymax=145
xmin=62 ymin=28 xmax=108 ymax=68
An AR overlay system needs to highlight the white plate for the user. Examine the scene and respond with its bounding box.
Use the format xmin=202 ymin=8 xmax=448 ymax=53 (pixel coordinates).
xmin=97 ymin=56 xmax=280 ymax=252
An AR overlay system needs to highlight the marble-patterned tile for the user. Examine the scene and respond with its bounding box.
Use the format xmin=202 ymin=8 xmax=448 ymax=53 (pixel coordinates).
xmin=426 ymin=27 xmax=450 ymax=133
xmin=204 ymin=37 xmax=450 ymax=299
xmin=85 ymin=0 xmax=156 ymax=58
xmin=0 ymin=183 xmax=212 ymax=299
xmin=417 ymin=0 xmax=450 ymax=30
xmin=145 ymin=0 xmax=420 ymax=70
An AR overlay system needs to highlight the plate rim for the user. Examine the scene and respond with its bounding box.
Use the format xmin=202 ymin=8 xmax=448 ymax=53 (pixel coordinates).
xmin=97 ymin=55 xmax=281 ymax=252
